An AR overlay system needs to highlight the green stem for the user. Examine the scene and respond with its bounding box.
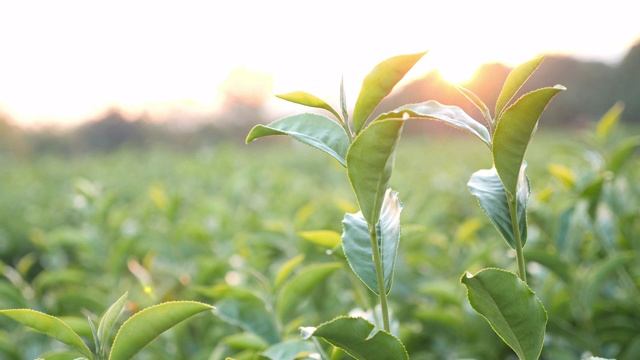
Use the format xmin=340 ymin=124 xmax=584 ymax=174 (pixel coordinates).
xmin=369 ymin=225 xmax=391 ymax=332
xmin=508 ymin=197 xmax=527 ymax=283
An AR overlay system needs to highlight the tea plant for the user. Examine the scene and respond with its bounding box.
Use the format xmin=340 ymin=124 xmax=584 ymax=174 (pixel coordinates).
xmin=0 ymin=292 xmax=212 ymax=359
xmin=247 ymin=52 xmax=568 ymax=359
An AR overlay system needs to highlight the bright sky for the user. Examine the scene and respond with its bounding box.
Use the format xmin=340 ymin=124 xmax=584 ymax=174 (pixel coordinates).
xmin=1 ymin=0 xmax=638 ymax=126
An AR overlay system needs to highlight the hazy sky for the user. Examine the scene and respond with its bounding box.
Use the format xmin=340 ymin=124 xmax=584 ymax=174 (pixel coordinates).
xmin=1 ymin=0 xmax=638 ymax=126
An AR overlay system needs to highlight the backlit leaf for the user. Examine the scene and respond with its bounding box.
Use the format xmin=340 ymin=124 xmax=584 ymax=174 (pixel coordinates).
xmin=461 ymin=268 xmax=547 ymax=360
xmin=596 ymin=101 xmax=624 ymax=145
xmin=109 ymin=301 xmax=213 ymax=360
xmin=347 ymin=119 xmax=403 ymax=226
xmin=495 ymin=56 xmax=545 ymax=119
xmin=456 ymin=85 xmax=493 ymax=126
xmin=97 ymin=292 xmax=128 ymax=355
xmin=246 ymin=113 xmax=349 ymax=167
xmin=352 ymin=52 xmax=427 ymax=134
xmin=493 ymin=86 xmax=565 ymax=196
xmin=375 ymin=101 xmax=491 ymax=148
xmin=342 ymin=189 xmax=403 ymax=294
xmin=301 ymin=316 xmax=408 ymax=360
xmin=277 ymin=91 xmax=342 ymax=121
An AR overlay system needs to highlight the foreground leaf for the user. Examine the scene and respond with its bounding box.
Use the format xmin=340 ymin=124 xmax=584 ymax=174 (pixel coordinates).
xmin=461 ymin=268 xmax=547 ymax=360
xmin=97 ymin=293 xmax=128 ymax=355
xmin=301 ymin=316 xmax=408 ymax=360
xmin=109 ymin=301 xmax=213 ymax=360
xmin=468 ymin=167 xmax=529 ymax=249
xmin=375 ymin=101 xmax=491 ymax=147
xmin=0 ymin=309 xmax=93 ymax=360
xmin=352 ymin=52 xmax=427 ymax=134
xmin=246 ymin=113 xmax=350 ymax=167
xmin=493 ymin=85 xmax=565 ymax=196
xmin=347 ymin=119 xmax=404 ymax=226
xmin=276 ymin=263 xmax=342 ymax=323
xmin=495 ymin=56 xmax=545 ymax=119
xmin=342 ymin=189 xmax=403 ymax=294
xmin=277 ymin=91 xmax=342 ymax=121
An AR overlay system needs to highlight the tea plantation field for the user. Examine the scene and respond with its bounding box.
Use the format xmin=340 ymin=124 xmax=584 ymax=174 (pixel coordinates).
xmin=0 ymin=125 xmax=638 ymax=359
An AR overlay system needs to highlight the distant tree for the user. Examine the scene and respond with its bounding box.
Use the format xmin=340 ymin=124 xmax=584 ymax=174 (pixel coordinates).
xmin=74 ymin=109 xmax=147 ymax=153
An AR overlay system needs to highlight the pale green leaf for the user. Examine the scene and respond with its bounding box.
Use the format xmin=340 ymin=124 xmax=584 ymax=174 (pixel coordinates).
xmin=277 ymin=91 xmax=342 ymax=121
xmin=468 ymin=167 xmax=529 ymax=249
xmin=109 ymin=301 xmax=213 ymax=360
xmin=607 ymin=135 xmax=640 ymax=175
xmin=246 ymin=113 xmax=349 ymax=167
xmin=214 ymin=294 xmax=281 ymax=345
xmin=0 ymin=309 xmax=93 ymax=360
xmin=493 ymin=86 xmax=565 ymax=196
xmin=375 ymin=101 xmax=491 ymax=148
xmin=276 ymin=263 xmax=342 ymax=323
xmin=352 ymin=52 xmax=427 ymax=134
xmin=274 ymin=254 xmax=305 ymax=288
xmin=301 ymin=316 xmax=408 ymax=360
xmin=596 ymin=101 xmax=624 ymax=144
xmin=347 ymin=119 xmax=404 ymax=226
xmin=495 ymin=56 xmax=545 ymax=119
xmin=97 ymin=292 xmax=127 ymax=354
xmin=461 ymin=268 xmax=547 ymax=360
xmin=340 ymin=76 xmax=349 ymax=124
xmin=456 ymin=85 xmax=493 ymax=126
xmin=342 ymin=189 xmax=403 ymax=295
xmin=298 ymin=230 xmax=342 ymax=249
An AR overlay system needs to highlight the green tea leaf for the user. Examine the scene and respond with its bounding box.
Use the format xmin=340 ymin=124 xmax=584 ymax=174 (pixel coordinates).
xmin=301 ymin=316 xmax=408 ymax=360
xmin=468 ymin=167 xmax=529 ymax=249
xmin=109 ymin=301 xmax=213 ymax=360
xmin=298 ymin=230 xmax=342 ymax=249
xmin=0 ymin=309 xmax=93 ymax=360
xmin=461 ymin=268 xmax=547 ymax=360
xmin=246 ymin=113 xmax=350 ymax=167
xmin=277 ymin=91 xmax=342 ymax=121
xmin=260 ymin=340 xmax=316 ymax=360
xmin=221 ymin=332 xmax=269 ymax=351
xmin=456 ymin=85 xmax=493 ymax=126
xmin=493 ymin=86 xmax=565 ymax=196
xmin=495 ymin=56 xmax=545 ymax=119
xmin=375 ymin=101 xmax=491 ymax=147
xmin=596 ymin=101 xmax=624 ymax=144
xmin=274 ymin=254 xmax=305 ymax=288
xmin=97 ymin=292 xmax=128 ymax=355
xmin=342 ymin=189 xmax=403 ymax=295
xmin=607 ymin=135 xmax=640 ymax=175
xmin=214 ymin=295 xmax=281 ymax=345
xmin=352 ymin=52 xmax=427 ymax=134
xmin=347 ymin=119 xmax=404 ymax=226
xmin=276 ymin=263 xmax=342 ymax=323
xmin=340 ymin=76 xmax=349 ymax=124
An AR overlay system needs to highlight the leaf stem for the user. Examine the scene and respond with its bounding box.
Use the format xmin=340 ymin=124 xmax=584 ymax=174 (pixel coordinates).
xmin=508 ymin=196 xmax=527 ymax=283
xmin=369 ymin=225 xmax=391 ymax=332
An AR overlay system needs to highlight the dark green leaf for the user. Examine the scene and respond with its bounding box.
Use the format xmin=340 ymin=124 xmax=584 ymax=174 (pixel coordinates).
xmin=109 ymin=301 xmax=213 ymax=360
xmin=493 ymin=86 xmax=565 ymax=196
xmin=0 ymin=309 xmax=93 ymax=360
xmin=246 ymin=113 xmax=349 ymax=167
xmin=342 ymin=189 xmax=403 ymax=294
xmin=347 ymin=119 xmax=403 ymax=226
xmin=468 ymin=167 xmax=529 ymax=249
xmin=352 ymin=52 xmax=427 ymax=134
xmin=376 ymin=101 xmax=491 ymax=147
xmin=495 ymin=57 xmax=545 ymax=119
xmin=461 ymin=268 xmax=547 ymax=360
xmin=301 ymin=316 xmax=408 ymax=360
xmin=277 ymin=91 xmax=342 ymax=121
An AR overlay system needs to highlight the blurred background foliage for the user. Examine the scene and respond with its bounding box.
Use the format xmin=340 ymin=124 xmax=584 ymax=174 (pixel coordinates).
xmin=0 ymin=44 xmax=638 ymax=359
